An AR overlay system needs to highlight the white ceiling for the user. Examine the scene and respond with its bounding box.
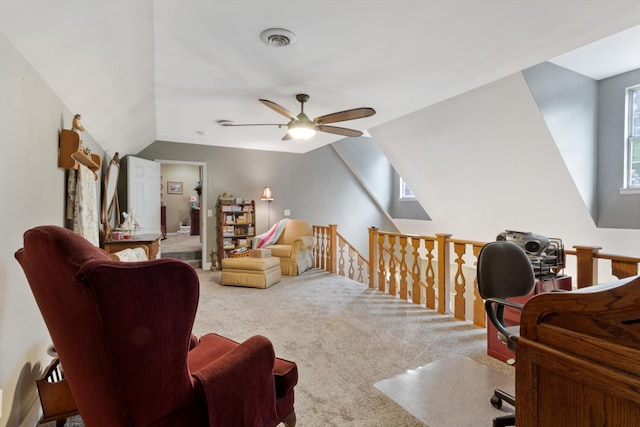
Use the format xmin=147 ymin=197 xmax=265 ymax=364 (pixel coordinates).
xmin=1 ymin=1 xmax=639 ymax=157
xmin=549 ymin=23 xmax=640 ymax=80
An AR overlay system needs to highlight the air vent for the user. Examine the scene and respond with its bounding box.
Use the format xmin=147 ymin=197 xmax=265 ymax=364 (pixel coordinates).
xmin=260 ymin=28 xmax=296 ymax=47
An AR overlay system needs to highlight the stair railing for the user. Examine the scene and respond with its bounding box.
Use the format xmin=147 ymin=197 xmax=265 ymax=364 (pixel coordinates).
xmin=312 ymin=224 xmax=640 ymax=327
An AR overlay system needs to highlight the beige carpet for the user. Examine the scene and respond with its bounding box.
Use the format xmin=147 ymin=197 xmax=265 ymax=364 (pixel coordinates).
xmin=43 ymin=267 xmax=515 ymax=426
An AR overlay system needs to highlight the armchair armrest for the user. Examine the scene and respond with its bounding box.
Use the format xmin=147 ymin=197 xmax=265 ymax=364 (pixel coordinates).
xmin=191 ymin=334 xmax=278 ymax=426
xmin=293 ymin=236 xmax=315 ymax=250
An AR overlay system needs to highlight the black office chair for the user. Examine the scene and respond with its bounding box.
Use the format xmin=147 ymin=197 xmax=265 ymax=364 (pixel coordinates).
xmin=477 ymin=241 xmax=536 ymax=427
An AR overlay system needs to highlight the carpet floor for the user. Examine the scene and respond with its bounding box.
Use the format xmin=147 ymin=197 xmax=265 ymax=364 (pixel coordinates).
xmin=160 ymin=234 xmax=202 ymax=254
xmin=42 ymin=267 xmax=514 ymax=426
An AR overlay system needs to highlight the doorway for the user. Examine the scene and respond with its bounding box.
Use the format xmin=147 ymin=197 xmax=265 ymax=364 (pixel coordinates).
xmin=156 ymin=159 xmax=207 ymax=269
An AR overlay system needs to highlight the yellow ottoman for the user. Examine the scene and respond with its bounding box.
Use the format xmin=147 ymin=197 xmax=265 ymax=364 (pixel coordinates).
xmin=220 ymin=256 xmax=281 ymax=288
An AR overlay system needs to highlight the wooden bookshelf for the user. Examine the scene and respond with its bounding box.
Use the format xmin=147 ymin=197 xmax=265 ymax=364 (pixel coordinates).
xmin=217 ymin=199 xmax=255 ymax=259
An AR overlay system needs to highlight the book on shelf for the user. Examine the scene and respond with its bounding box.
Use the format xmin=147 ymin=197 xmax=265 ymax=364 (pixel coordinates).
xmin=237 ymin=239 xmax=248 ymax=247
xmin=225 ymin=214 xmax=234 ymax=224
xmin=222 ymin=205 xmax=232 ymax=212
xmin=247 ymin=226 xmax=255 ymax=235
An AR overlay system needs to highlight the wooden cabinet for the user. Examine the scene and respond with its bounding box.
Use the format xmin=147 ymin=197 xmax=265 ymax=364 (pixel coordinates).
xmin=516 ymin=275 xmax=640 ymax=426
xmin=161 ymin=205 xmax=167 ymax=238
xmin=217 ymin=200 xmax=255 ymax=258
xmin=190 ymin=209 xmax=200 ymax=235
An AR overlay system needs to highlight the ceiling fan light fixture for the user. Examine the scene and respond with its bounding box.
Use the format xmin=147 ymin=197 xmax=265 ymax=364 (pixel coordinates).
xmin=228 ymin=93 xmax=375 ymax=141
xmin=288 ymin=113 xmax=316 ymax=139
xmin=260 ymin=28 xmax=296 ymax=47
xmin=288 ymin=125 xmax=316 ymax=140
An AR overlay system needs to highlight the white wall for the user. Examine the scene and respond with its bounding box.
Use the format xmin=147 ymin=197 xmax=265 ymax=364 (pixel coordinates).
xmin=371 ymin=72 xmax=640 ymax=280
xmin=0 ymin=34 xmax=104 ymax=426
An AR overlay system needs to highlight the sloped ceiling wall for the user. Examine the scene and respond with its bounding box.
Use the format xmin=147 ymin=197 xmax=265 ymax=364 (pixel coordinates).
xmin=522 ymin=62 xmax=598 ymax=221
xmin=332 ymin=137 xmax=430 ymax=221
xmin=370 ymin=72 xmax=640 ymax=256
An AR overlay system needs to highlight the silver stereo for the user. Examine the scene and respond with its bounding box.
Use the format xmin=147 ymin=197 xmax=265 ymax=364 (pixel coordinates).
xmin=496 ymin=230 xmax=564 ymax=279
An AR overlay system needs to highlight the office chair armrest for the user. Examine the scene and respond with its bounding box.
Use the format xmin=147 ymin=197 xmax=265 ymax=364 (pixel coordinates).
xmin=485 ymin=297 xmax=524 ymax=311
xmin=485 ymin=297 xmax=524 ymax=343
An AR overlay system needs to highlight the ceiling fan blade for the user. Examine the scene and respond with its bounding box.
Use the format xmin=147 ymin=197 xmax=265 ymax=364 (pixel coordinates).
xmin=314 ymin=107 xmax=376 ymax=125
xmin=282 ymin=132 xmax=293 ymax=141
xmin=259 ymin=99 xmax=299 ymax=121
xmin=316 ymin=125 xmax=363 ymax=137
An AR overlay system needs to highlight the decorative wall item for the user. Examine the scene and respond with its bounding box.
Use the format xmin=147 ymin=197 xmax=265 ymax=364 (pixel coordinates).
xmin=72 ymin=113 xmax=86 ymax=134
xmin=167 ymin=181 xmax=183 ymax=194
xmin=58 ymin=129 xmax=101 ymax=180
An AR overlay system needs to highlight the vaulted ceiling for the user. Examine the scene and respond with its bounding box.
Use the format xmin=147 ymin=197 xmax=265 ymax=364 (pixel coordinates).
xmin=1 ymin=1 xmax=639 ymax=157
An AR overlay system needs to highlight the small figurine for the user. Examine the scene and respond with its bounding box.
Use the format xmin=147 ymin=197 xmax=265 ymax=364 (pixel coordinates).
xmin=121 ymin=211 xmax=137 ymax=231
xmin=72 ymin=114 xmax=86 ymax=134
xmin=210 ymin=251 xmax=219 ymax=271
xmin=72 ymin=113 xmax=87 ymax=151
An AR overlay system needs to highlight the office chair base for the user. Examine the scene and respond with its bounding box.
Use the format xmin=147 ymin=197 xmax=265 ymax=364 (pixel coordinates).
xmin=491 ymin=388 xmax=515 ymax=409
xmin=493 ymin=414 xmax=515 ymax=427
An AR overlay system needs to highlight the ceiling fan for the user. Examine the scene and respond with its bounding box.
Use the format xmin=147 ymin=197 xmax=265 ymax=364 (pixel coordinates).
xmin=218 ymin=94 xmax=376 ymax=140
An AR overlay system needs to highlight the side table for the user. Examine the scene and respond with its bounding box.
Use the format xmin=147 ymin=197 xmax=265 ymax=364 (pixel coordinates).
xmin=103 ymin=234 xmax=162 ymax=260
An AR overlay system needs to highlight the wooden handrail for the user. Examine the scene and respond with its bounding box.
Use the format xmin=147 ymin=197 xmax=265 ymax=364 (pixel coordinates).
xmin=313 ymin=225 xmax=640 ymax=328
xmin=566 ymin=247 xmax=640 ymax=288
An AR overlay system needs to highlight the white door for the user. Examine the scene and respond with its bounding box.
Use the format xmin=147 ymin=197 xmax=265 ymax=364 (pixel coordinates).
xmin=127 ymin=156 xmax=161 ymax=234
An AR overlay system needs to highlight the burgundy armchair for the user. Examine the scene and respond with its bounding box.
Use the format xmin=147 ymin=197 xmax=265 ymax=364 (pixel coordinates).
xmin=15 ymin=226 xmax=297 ymax=427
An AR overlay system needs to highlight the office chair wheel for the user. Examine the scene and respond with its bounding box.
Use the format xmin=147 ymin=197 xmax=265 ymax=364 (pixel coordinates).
xmin=491 ymin=394 xmax=502 ymax=409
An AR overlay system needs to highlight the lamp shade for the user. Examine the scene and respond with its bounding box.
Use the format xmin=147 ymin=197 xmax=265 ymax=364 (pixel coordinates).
xmin=261 ymin=186 xmax=274 ymax=201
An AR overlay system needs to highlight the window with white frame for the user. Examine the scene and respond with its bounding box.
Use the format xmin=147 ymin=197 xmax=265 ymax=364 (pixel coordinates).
xmin=626 ymin=85 xmax=640 ymax=188
xmin=400 ymin=177 xmax=415 ymax=199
